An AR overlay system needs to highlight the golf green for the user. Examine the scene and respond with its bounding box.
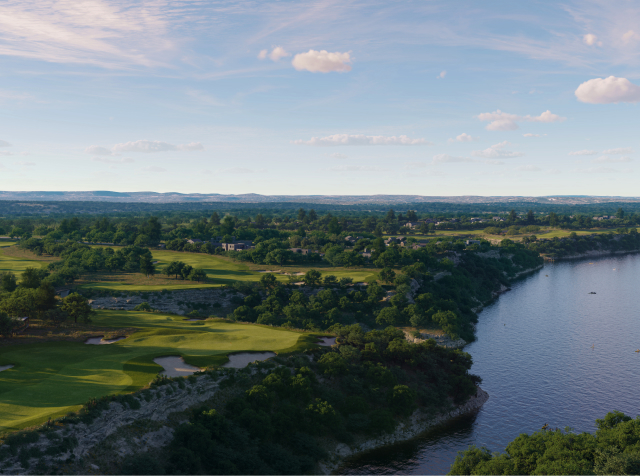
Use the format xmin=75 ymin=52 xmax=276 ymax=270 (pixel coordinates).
xmin=0 ymin=310 xmax=313 ymax=432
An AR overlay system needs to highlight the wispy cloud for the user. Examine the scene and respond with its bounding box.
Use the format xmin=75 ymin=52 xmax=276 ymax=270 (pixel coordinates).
xmin=592 ymin=155 xmax=632 ymax=163
xmin=472 ymin=141 xmax=524 ymax=158
xmin=569 ymin=149 xmax=598 ymax=156
xmin=602 ymin=147 xmax=633 ymax=155
xmin=141 ymin=166 xmax=166 ymax=173
xmin=293 ymin=134 xmax=432 ymax=146
xmin=477 ymin=110 xmax=565 ymax=131
xmin=448 ymin=132 xmax=478 ymax=143
xmin=0 ymin=0 xmax=175 ymax=69
xmin=93 ymin=157 xmax=134 ymax=164
xmin=112 ymin=140 xmax=204 ymax=153
xmin=328 ymin=165 xmax=383 ymax=172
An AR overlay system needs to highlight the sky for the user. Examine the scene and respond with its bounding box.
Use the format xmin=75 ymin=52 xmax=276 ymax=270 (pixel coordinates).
xmin=1 ymin=0 xmax=640 ymax=196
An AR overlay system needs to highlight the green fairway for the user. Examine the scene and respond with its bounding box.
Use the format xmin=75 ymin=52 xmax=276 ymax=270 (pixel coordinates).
xmin=0 ymin=310 xmax=314 ymax=432
xmin=0 ymin=245 xmax=48 ymax=274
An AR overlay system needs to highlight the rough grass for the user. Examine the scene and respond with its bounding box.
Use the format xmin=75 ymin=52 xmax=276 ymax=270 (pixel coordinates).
xmin=0 ymin=310 xmax=320 ymax=432
xmin=0 ymin=245 xmax=55 ymax=274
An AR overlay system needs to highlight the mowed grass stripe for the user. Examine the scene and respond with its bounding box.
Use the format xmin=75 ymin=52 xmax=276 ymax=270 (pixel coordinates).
xmin=0 ymin=310 xmax=315 ymax=432
xmin=0 ymin=245 xmax=48 ymax=274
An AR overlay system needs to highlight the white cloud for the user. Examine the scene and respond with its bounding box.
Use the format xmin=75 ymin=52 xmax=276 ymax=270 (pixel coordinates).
xmin=568 ymin=150 xmax=598 ymax=156
xmin=330 ymin=152 xmax=348 ymax=159
xmin=471 ymin=141 xmax=524 ymax=158
xmin=85 ymin=145 xmax=114 ymax=156
xmin=523 ymin=133 xmax=546 ymax=137
xmin=292 ymin=50 xmax=351 ymax=73
xmin=0 ymin=140 xmax=11 ymax=147
xmin=258 ymin=46 xmax=290 ymax=62
xmin=329 ymin=165 xmax=383 ymax=172
xmin=592 ymin=155 xmax=632 ymax=163
xmin=0 ymin=151 xmax=13 ymax=156
xmin=431 ymin=154 xmax=474 ymax=164
xmin=575 ymin=76 xmax=640 ymax=104
xmin=112 ymin=140 xmax=204 ymax=153
xmin=437 ymin=70 xmax=446 ymax=79
xmin=93 ymin=157 xmax=134 ymax=164
xmin=15 ymin=161 xmax=35 ymax=167
xmin=269 ymin=46 xmax=290 ymax=61
xmin=516 ymin=165 xmax=541 ymax=172
xmin=477 ymin=109 xmax=565 ymax=131
xmin=293 ymin=134 xmax=431 ymax=146
xmin=449 ymin=132 xmax=478 ymax=143
xmin=622 ymin=30 xmax=640 ymax=43
xmin=602 ymin=147 xmax=634 ymax=155
xmin=583 ymin=34 xmax=600 ymax=46
xmin=141 ymin=166 xmax=166 ymax=172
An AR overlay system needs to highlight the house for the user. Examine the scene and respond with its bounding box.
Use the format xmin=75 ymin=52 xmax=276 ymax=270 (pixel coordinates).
xmin=492 ymin=216 xmax=503 ymax=221
xmin=384 ymin=236 xmax=406 ymax=245
xmin=361 ymin=252 xmax=372 ymax=258
xmin=404 ymin=222 xmax=420 ymax=229
xmin=466 ymin=239 xmax=481 ymax=245
xmin=221 ymin=243 xmax=248 ymax=251
xmin=158 ymin=243 xmax=166 ymax=249
xmin=187 ymin=239 xmax=203 ymax=244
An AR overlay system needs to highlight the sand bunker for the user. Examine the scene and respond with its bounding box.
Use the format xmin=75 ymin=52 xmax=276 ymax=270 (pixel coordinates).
xmin=154 ymin=356 xmax=202 ymax=377
xmin=85 ymin=336 xmax=127 ymax=345
xmin=223 ymin=352 xmax=276 ymax=368
xmin=0 ymin=365 xmax=13 ymax=372
xmin=317 ymin=337 xmax=336 ymax=346
xmin=259 ymin=270 xmax=281 ymax=273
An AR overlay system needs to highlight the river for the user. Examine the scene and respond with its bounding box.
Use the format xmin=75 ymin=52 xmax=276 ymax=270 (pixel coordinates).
xmin=341 ymin=253 xmax=640 ymax=474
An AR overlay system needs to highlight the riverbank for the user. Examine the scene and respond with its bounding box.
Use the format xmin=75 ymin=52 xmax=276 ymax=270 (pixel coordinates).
xmin=543 ymin=249 xmax=640 ymax=261
xmin=318 ymin=387 xmax=489 ymax=474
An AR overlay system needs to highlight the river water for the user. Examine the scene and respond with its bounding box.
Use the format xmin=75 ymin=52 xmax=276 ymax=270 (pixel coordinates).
xmin=341 ymin=253 xmax=640 ymax=474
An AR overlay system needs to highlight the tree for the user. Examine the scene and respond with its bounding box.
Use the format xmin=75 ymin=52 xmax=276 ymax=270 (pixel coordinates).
xmin=260 ymin=273 xmax=278 ymax=289
xmin=378 ymin=268 xmax=396 ymax=284
xmin=328 ymin=217 xmax=341 ymax=234
xmin=210 ymin=212 xmax=220 ymax=225
xmin=385 ymin=209 xmax=396 ymax=222
xmin=189 ymin=268 xmax=207 ymax=283
xmin=297 ymin=208 xmax=306 ymax=221
xmin=308 ymin=209 xmax=318 ymax=221
xmin=376 ymin=307 xmax=401 ymax=326
xmin=508 ymin=209 xmax=517 ymax=223
xmin=406 ymin=210 xmax=418 ymax=222
xmin=0 ymin=272 xmax=17 ymax=292
xmin=165 ymin=261 xmax=185 ymax=279
xmin=616 ymin=207 xmax=625 ymax=219
xmin=140 ymin=255 xmax=156 ymax=277
xmin=181 ymin=264 xmax=193 ymax=280
xmin=20 ymin=267 xmax=48 ymax=289
xmin=0 ymin=312 xmax=15 ymax=338
xmin=303 ymin=269 xmax=322 ymax=286
xmin=254 ymin=214 xmax=267 ymax=228
xmin=526 ymin=210 xmax=534 ymax=224
xmin=60 ymin=293 xmax=95 ymax=324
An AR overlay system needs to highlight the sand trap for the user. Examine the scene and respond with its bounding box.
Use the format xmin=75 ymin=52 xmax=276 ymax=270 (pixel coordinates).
xmin=85 ymin=336 xmax=127 ymax=345
xmin=223 ymin=352 xmax=276 ymax=368
xmin=154 ymin=356 xmax=202 ymax=377
xmin=293 ymin=272 xmax=305 ymax=276
xmin=259 ymin=270 xmax=281 ymax=273
xmin=317 ymin=337 xmax=336 ymax=346
xmin=0 ymin=365 xmax=13 ymax=372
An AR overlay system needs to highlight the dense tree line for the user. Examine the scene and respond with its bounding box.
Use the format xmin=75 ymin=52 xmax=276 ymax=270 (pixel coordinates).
xmin=450 ymin=411 xmax=640 ymax=475
xmin=0 ymin=267 xmax=93 ymax=337
xmin=525 ymin=229 xmax=640 ymax=258
xmin=16 ymin=239 xmax=155 ymax=285
xmin=146 ymin=325 xmax=479 ymax=475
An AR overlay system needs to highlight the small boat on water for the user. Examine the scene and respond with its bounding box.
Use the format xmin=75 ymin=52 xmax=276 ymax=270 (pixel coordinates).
xmin=588 ymin=292 xmax=596 ymax=294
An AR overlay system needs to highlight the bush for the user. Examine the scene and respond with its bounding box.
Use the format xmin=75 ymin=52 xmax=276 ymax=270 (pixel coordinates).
xmin=133 ymin=302 xmax=152 ymax=312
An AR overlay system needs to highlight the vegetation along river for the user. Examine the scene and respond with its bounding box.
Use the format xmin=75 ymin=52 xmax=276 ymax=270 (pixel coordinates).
xmin=341 ymin=253 xmax=640 ymax=474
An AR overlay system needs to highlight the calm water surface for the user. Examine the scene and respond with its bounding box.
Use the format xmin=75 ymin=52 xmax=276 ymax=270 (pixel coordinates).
xmin=341 ymin=254 xmax=640 ymax=474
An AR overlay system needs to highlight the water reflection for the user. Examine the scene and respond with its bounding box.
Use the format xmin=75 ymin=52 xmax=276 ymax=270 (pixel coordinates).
xmin=342 ymin=254 xmax=640 ymax=474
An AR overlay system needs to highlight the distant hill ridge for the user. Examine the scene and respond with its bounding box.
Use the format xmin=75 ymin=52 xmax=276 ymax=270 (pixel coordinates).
xmin=0 ymin=191 xmax=639 ymax=205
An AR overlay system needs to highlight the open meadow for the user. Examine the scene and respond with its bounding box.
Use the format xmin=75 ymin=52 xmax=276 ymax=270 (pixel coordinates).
xmin=0 ymin=310 xmax=318 ymax=432
xmin=388 ymin=227 xmax=614 ymax=242
xmin=0 ymin=244 xmax=54 ymax=275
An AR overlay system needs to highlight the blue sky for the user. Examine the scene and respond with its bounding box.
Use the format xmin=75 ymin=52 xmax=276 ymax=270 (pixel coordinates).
xmin=1 ymin=0 xmax=640 ymax=196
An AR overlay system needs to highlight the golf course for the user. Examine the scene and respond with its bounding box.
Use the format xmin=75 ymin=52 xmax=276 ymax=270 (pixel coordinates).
xmin=0 ymin=310 xmax=317 ymax=432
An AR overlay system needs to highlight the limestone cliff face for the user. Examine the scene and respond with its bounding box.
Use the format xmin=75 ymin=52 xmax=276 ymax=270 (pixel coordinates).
xmin=317 ymin=387 xmax=489 ymax=474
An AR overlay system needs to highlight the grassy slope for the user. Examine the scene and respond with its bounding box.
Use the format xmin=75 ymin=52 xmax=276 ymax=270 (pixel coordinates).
xmin=81 ymin=248 xmax=378 ymax=290
xmin=0 ymin=310 xmax=317 ymax=432
xmin=0 ymin=245 xmax=50 ymax=274
xmin=387 ymin=228 xmax=613 ymax=242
